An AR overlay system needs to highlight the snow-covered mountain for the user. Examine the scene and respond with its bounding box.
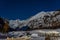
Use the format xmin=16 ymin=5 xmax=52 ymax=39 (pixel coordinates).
xmin=9 ymin=11 xmax=60 ymax=29
xmin=1 ymin=11 xmax=60 ymax=38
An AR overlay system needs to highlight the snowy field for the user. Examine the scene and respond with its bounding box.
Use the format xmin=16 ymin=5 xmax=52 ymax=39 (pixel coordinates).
xmin=1 ymin=29 xmax=60 ymax=40
xmin=30 ymin=29 xmax=60 ymax=40
xmin=6 ymin=29 xmax=60 ymax=40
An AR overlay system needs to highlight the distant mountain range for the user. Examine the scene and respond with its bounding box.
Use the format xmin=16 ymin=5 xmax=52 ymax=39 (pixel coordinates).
xmin=0 ymin=11 xmax=60 ymax=38
xmin=9 ymin=11 xmax=60 ymax=30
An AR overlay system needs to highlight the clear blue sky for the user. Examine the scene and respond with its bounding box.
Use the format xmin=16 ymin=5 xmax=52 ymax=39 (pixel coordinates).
xmin=0 ymin=0 xmax=60 ymax=20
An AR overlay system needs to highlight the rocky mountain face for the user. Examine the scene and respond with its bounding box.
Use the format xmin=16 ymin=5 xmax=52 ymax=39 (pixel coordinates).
xmin=9 ymin=11 xmax=60 ymax=30
xmin=28 ymin=11 xmax=60 ymax=29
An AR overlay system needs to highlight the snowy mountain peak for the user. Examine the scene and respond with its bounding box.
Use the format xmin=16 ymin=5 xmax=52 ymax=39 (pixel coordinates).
xmin=9 ymin=11 xmax=60 ymax=29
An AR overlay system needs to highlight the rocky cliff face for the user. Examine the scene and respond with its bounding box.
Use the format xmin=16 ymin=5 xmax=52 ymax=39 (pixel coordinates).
xmin=27 ymin=11 xmax=60 ymax=29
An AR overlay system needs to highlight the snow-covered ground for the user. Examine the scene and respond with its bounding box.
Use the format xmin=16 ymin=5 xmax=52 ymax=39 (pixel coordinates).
xmin=0 ymin=29 xmax=60 ymax=40
xmin=7 ymin=29 xmax=60 ymax=40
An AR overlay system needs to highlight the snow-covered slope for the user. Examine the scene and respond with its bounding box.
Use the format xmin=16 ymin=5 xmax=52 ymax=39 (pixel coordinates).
xmin=9 ymin=11 xmax=60 ymax=29
xmin=27 ymin=11 xmax=60 ymax=29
